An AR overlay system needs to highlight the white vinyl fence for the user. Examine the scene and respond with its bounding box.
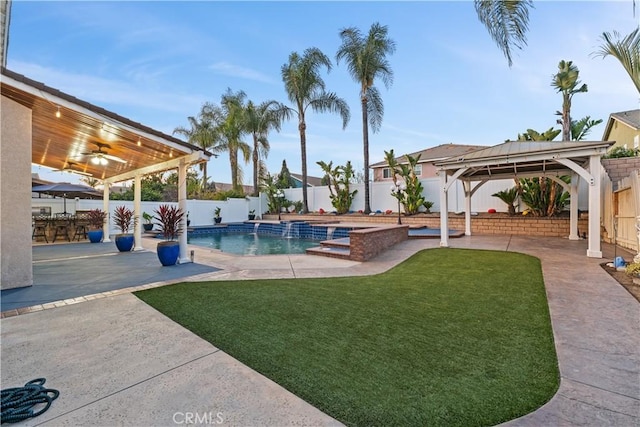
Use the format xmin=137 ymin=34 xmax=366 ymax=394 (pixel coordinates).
xmin=32 ymin=176 xmax=590 ymax=233
xmin=282 ymin=177 xmax=590 ymax=214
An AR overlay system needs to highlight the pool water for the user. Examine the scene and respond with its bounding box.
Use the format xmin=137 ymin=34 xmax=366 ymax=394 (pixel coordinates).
xmin=188 ymin=233 xmax=320 ymax=255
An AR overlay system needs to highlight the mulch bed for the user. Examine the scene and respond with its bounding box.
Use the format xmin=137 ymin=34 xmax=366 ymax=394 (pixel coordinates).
xmin=601 ymin=263 xmax=640 ymax=303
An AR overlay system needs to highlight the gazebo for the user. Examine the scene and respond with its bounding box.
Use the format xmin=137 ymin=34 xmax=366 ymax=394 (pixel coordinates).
xmin=434 ymin=140 xmax=613 ymax=258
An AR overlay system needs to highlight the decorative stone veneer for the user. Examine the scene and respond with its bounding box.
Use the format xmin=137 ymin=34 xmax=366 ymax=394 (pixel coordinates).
xmin=348 ymin=225 xmax=409 ymax=262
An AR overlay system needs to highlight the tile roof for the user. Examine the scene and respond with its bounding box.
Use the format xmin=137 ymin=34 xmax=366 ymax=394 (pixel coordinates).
xmin=602 ymin=109 xmax=640 ymax=140
xmin=290 ymin=173 xmax=324 ymax=187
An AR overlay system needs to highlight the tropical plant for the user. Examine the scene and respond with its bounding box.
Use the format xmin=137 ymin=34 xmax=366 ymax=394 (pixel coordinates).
xmin=512 ymin=127 xmax=561 ymax=142
xmin=280 ymin=47 xmax=350 ymax=213
xmin=153 ymin=205 xmax=184 ymax=241
xmin=245 ymin=100 xmax=286 ymax=196
xmin=519 ymin=176 xmax=570 ymax=217
xmin=337 ymin=22 xmax=396 ymax=214
xmin=317 ymin=160 xmax=358 ymax=214
xmin=552 ymin=60 xmax=588 ymax=142
xmin=173 ymin=102 xmax=222 ymax=192
xmin=571 ymin=116 xmax=603 ymax=141
xmin=492 ymin=187 xmax=519 ymax=215
xmin=384 ymin=149 xmax=427 ymax=215
xmin=87 ymin=208 xmax=107 ymax=230
xmin=113 ymin=205 xmax=135 ymax=234
xmin=80 ymin=177 xmax=100 ymax=188
xmin=592 ymin=27 xmax=640 ymax=94
xmin=475 ymin=0 xmax=533 ymax=67
xmin=142 ymin=212 xmax=153 ymax=225
xmin=212 ymin=189 xmax=246 ymax=200
xmin=214 ymin=207 xmax=221 ymax=219
xmin=260 ymin=172 xmax=282 ymax=214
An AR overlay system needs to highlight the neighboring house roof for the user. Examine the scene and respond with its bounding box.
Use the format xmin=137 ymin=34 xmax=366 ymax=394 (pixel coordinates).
xmin=214 ymin=182 xmax=254 ymax=194
xmin=290 ymin=173 xmax=324 ymax=187
xmin=370 ymin=143 xmax=487 ymax=168
xmin=602 ymin=109 xmax=640 ymax=140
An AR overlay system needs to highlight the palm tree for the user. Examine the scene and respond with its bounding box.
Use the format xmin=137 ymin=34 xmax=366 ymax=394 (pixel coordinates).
xmin=280 ymin=47 xmax=350 ymax=213
xmin=217 ymin=89 xmax=251 ymax=192
xmin=571 ymin=116 xmax=603 ymax=141
xmin=475 ymin=0 xmax=533 ymax=67
xmin=244 ymin=100 xmax=286 ymax=196
xmin=80 ymin=177 xmax=100 ymax=188
xmin=173 ymin=102 xmax=222 ymax=192
xmin=336 ymin=22 xmax=396 ymax=214
xmin=592 ymin=27 xmax=640 ymax=94
xmin=551 ymin=60 xmax=588 ymax=142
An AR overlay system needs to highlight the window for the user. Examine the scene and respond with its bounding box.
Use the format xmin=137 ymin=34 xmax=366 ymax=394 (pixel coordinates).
xmin=634 ymin=135 xmax=639 ymax=149
xmin=413 ymin=164 xmax=422 ymax=176
xmin=382 ymin=168 xmax=393 ymax=179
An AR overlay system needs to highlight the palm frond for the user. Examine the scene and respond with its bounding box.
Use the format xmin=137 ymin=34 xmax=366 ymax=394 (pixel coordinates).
xmin=475 ymin=0 xmax=532 ymax=67
xmin=592 ymin=28 xmax=640 ymax=94
xmin=308 ymin=91 xmax=351 ymax=129
xmin=366 ymin=86 xmax=384 ymax=133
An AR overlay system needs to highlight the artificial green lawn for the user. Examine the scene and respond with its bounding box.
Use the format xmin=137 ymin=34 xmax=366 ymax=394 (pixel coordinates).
xmin=135 ymin=248 xmax=559 ymax=426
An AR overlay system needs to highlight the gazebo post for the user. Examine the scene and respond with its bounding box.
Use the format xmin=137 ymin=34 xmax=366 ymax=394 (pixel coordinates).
xmin=102 ymin=184 xmax=111 ymax=243
xmin=439 ymin=170 xmax=449 ymax=247
xmin=587 ymin=155 xmax=602 ymax=258
xmin=463 ymin=180 xmax=472 ymax=236
xmin=178 ymin=159 xmax=191 ymax=264
xmin=569 ymin=172 xmax=579 ymax=240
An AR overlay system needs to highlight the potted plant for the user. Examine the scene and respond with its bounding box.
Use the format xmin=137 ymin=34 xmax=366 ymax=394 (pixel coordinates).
xmin=142 ymin=212 xmax=154 ymax=232
xmin=187 ymin=211 xmax=191 ymax=227
xmin=248 ymin=209 xmax=256 ymax=220
xmin=154 ymin=204 xmax=185 ymax=266
xmin=214 ymin=207 xmax=222 ymax=224
xmin=87 ymin=208 xmax=107 ymax=243
xmin=113 ymin=205 xmax=136 ymax=252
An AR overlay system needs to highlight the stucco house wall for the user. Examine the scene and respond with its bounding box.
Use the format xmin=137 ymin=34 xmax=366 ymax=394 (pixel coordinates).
xmin=1 ymin=95 xmax=33 ymax=289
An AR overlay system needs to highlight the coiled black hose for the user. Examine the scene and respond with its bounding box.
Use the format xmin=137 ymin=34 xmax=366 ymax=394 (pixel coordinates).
xmin=1 ymin=378 xmax=59 ymax=424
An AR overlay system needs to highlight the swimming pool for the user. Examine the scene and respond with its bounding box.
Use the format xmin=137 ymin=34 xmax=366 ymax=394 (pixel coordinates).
xmin=186 ymin=222 xmax=353 ymax=256
xmin=188 ymin=233 xmax=320 ymax=255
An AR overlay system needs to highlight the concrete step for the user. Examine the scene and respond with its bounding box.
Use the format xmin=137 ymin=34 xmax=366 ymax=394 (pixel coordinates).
xmin=319 ymin=237 xmax=350 ymax=249
xmin=306 ymin=246 xmax=351 ymax=260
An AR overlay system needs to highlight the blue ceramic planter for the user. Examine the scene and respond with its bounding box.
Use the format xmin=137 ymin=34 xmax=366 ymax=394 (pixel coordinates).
xmin=115 ymin=234 xmax=134 ymax=252
xmin=157 ymin=241 xmax=180 ymax=266
xmin=88 ymin=229 xmax=103 ymax=243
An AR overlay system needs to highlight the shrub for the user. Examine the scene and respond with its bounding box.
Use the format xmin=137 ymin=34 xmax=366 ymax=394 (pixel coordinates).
xmin=87 ymin=209 xmax=107 ymax=230
xmin=603 ymin=147 xmax=639 ymax=159
xmin=626 ymin=262 xmax=640 ymax=277
xmin=317 ymin=160 xmax=358 ymax=214
xmin=113 ymin=206 xmax=135 ymax=234
xmin=153 ymin=205 xmax=184 ymax=241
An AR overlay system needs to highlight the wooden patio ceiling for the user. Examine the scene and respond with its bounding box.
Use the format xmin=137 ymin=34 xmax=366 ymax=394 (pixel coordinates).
xmin=1 ymin=68 xmax=209 ymax=182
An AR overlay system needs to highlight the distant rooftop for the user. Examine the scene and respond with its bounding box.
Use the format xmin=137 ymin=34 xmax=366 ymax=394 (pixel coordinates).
xmin=370 ymin=143 xmax=486 ymax=168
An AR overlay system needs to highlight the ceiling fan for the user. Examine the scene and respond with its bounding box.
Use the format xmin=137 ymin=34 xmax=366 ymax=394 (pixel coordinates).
xmin=81 ymin=142 xmax=127 ymax=165
xmin=53 ymin=161 xmax=93 ymax=177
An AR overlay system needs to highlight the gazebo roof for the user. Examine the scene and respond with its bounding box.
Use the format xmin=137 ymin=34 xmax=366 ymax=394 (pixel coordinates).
xmin=434 ymin=140 xmax=613 ymax=181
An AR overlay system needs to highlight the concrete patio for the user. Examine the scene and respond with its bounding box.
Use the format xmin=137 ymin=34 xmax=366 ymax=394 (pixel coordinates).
xmin=1 ymin=236 xmax=638 ymax=426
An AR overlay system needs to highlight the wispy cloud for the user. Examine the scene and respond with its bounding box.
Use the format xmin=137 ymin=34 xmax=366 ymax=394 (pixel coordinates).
xmin=209 ymin=62 xmax=276 ymax=84
xmin=12 ymin=60 xmax=205 ymax=115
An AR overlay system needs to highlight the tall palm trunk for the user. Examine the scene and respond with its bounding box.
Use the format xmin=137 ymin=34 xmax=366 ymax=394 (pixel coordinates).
xmin=299 ymin=119 xmax=309 ymax=213
xmin=201 ymin=162 xmax=208 ymax=192
xmin=230 ymin=151 xmax=239 ymax=191
xmin=362 ymin=96 xmax=371 ymax=214
xmin=252 ymin=134 xmax=259 ymax=196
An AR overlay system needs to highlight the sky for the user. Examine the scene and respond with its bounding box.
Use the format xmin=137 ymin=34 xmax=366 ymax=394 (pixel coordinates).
xmin=8 ymin=1 xmax=639 ymax=186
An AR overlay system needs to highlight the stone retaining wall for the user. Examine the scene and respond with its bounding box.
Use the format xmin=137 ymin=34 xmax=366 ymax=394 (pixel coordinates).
xmin=269 ymin=213 xmax=588 ymax=238
xmin=349 ymin=225 xmax=408 ymax=261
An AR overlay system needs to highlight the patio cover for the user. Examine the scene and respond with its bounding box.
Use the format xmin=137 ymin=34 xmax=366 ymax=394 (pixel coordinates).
xmin=434 ymin=140 xmax=613 ymax=258
xmin=1 ymin=67 xmax=212 ymax=264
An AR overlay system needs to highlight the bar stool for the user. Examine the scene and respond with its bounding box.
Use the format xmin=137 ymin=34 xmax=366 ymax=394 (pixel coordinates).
xmin=72 ymin=213 xmax=89 ymax=241
xmin=32 ymin=215 xmax=49 ymax=243
xmin=52 ymin=214 xmax=71 ymax=242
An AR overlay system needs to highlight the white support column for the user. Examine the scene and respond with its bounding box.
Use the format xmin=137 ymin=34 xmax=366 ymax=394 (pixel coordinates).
xmin=133 ymin=174 xmax=143 ymax=251
xmin=178 ymin=160 xmax=190 ymax=264
xmin=439 ymin=171 xmax=449 ymax=247
xmin=587 ymin=156 xmax=602 ymax=258
xmin=463 ymin=180 xmax=472 ymax=236
xmin=569 ymin=172 xmax=579 ymax=240
xmin=102 ymin=183 xmax=111 ymax=243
